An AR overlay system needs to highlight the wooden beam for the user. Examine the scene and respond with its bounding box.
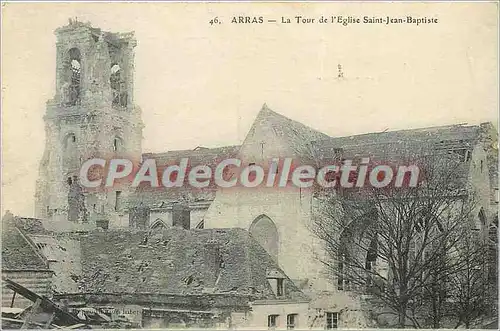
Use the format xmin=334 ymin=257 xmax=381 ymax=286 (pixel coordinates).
xmin=10 ymin=291 xmax=16 ymax=308
xmin=21 ymin=298 xmax=41 ymax=329
xmin=44 ymin=312 xmax=56 ymax=328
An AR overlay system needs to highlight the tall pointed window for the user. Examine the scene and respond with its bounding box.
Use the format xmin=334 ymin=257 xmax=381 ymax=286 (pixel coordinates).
xmin=337 ymin=252 xmax=346 ymax=290
xmin=365 ymin=236 xmax=378 ymax=287
xmin=115 ymin=191 xmax=122 ymax=211
xmin=64 ymin=133 xmax=76 ymax=149
xmin=113 ymin=137 xmax=123 ymax=153
xmin=337 ymin=229 xmax=350 ymax=291
xmin=478 ymin=208 xmax=487 ymax=232
xmin=250 ymin=215 xmax=279 ymax=261
xmin=62 ymin=48 xmax=82 ymax=106
xmin=110 ymin=63 xmax=127 ymax=107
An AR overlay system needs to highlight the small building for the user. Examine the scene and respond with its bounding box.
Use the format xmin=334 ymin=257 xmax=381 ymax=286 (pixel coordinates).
xmin=1 ymin=215 xmax=53 ymax=308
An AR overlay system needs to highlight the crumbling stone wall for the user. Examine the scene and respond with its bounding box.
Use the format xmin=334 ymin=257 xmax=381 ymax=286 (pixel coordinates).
xmin=35 ymin=20 xmax=143 ymax=226
xmin=68 ymin=176 xmax=87 ymax=223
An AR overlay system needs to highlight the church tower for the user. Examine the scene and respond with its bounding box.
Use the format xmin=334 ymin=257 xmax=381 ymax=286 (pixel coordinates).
xmin=35 ymin=19 xmax=143 ymax=228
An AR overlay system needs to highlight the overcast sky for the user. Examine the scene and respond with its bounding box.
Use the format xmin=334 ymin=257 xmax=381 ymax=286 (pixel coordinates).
xmin=1 ymin=2 xmax=498 ymax=216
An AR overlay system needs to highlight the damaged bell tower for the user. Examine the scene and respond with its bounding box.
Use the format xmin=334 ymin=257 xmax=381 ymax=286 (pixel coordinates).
xmin=35 ymin=19 xmax=144 ymax=227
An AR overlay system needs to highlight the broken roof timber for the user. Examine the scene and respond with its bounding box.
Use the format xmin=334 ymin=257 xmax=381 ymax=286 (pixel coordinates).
xmin=2 ymin=278 xmax=83 ymax=326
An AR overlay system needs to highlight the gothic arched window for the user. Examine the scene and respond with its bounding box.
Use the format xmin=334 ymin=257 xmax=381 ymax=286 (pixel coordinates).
xmin=478 ymin=208 xmax=487 ymax=232
xmin=113 ymin=137 xmax=123 ymax=152
xmin=64 ymin=133 xmax=76 ymax=148
xmin=63 ymin=133 xmax=78 ymax=156
xmin=365 ymin=235 xmax=378 ymax=286
xmin=337 ymin=229 xmax=350 ymax=290
xmin=62 ymin=48 xmax=82 ymax=106
xmin=110 ymin=63 xmax=127 ymax=107
xmin=250 ymin=215 xmax=279 ymax=261
xmin=151 ymin=219 xmax=168 ymax=230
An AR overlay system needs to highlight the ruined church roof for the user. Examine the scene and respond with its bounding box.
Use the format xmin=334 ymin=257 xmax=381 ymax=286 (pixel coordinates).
xmin=139 ymin=107 xmax=486 ymax=169
xmin=248 ymin=104 xmax=330 ymax=159
xmin=11 ymin=216 xmax=93 ymax=234
xmin=325 ymin=123 xmax=480 ymax=145
xmin=130 ymin=106 xmax=332 ymax=206
xmin=10 ymin=217 xmax=51 ymax=235
xmin=75 ymin=227 xmax=308 ymax=302
xmin=2 ymin=218 xmax=50 ymax=271
xmin=257 ymin=104 xmax=330 ymax=142
xmin=130 ymin=107 xmax=494 ymax=206
xmin=312 ymin=123 xmax=482 ymax=163
xmin=130 ymin=145 xmax=241 ymax=206
xmin=142 ymin=145 xmax=241 ymax=166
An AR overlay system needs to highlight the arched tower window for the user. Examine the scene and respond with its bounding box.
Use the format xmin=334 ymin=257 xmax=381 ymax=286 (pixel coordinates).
xmin=478 ymin=208 xmax=487 ymax=232
xmin=64 ymin=133 xmax=77 ymax=149
xmin=249 ymin=215 xmax=279 ymax=261
xmin=62 ymin=48 xmax=82 ymax=106
xmin=110 ymin=63 xmax=127 ymax=107
xmin=365 ymin=235 xmax=378 ymax=287
xmin=113 ymin=137 xmax=123 ymax=152
xmin=337 ymin=229 xmax=350 ymax=290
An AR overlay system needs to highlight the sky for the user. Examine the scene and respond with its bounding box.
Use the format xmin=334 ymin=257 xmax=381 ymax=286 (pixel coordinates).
xmin=1 ymin=2 xmax=498 ymax=217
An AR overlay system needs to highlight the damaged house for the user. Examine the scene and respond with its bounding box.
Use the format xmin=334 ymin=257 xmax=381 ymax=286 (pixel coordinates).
xmin=1 ymin=216 xmax=53 ymax=309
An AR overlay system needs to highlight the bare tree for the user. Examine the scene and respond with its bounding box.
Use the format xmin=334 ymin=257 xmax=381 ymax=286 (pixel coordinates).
xmin=414 ymin=215 xmax=493 ymax=329
xmin=447 ymin=228 xmax=492 ymax=328
xmin=312 ymin=150 xmax=484 ymax=328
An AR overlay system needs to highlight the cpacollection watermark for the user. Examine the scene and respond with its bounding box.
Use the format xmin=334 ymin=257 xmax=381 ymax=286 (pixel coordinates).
xmin=78 ymin=157 xmax=421 ymax=191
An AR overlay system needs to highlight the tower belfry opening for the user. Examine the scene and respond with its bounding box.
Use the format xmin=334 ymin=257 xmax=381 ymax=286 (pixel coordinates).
xmin=62 ymin=48 xmax=82 ymax=106
xmin=110 ymin=63 xmax=127 ymax=107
